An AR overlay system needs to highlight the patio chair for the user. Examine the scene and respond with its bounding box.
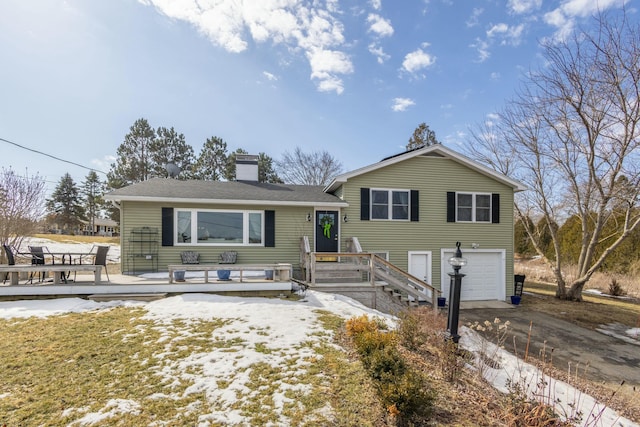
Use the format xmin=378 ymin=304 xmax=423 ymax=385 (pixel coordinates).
xmin=93 ymin=246 xmax=110 ymax=282
xmin=180 ymin=251 xmax=200 ymax=264
xmin=28 ymin=246 xmax=52 ymax=283
xmin=2 ymin=244 xmax=16 ymax=284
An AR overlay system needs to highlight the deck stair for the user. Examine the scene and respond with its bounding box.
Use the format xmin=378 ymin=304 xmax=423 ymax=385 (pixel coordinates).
xmin=300 ymin=236 xmax=440 ymax=311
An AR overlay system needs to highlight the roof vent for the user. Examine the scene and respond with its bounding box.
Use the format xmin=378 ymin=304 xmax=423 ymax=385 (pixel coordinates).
xmin=236 ymin=154 xmax=259 ymax=181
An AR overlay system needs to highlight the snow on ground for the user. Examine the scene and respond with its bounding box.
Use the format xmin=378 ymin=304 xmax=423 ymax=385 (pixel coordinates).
xmin=17 ymin=237 xmax=121 ymax=263
xmin=0 ymin=292 xmax=636 ymax=426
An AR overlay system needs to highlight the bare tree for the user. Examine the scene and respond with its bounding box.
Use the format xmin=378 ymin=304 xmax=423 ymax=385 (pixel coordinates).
xmin=276 ymin=147 xmax=343 ymax=186
xmin=407 ymin=122 xmax=440 ymax=150
xmin=0 ymin=168 xmax=45 ymax=262
xmin=468 ymin=11 xmax=640 ymax=301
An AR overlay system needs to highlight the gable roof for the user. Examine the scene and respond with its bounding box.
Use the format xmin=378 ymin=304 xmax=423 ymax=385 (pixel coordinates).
xmin=324 ymin=144 xmax=527 ymax=193
xmin=104 ymin=178 xmax=347 ymax=207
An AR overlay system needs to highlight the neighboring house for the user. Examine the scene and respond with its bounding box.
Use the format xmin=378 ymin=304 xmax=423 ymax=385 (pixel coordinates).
xmin=105 ymin=147 xmax=526 ymax=302
xmin=47 ymin=218 xmax=119 ymax=236
xmin=81 ymin=218 xmax=120 ymax=236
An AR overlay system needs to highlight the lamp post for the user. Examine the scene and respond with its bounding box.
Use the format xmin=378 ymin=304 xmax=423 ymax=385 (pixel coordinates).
xmin=447 ymin=241 xmax=467 ymax=343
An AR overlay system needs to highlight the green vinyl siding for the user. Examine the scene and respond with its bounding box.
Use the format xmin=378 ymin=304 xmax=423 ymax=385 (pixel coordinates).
xmin=118 ymin=201 xmax=315 ymax=273
xmin=336 ymin=155 xmax=515 ymax=294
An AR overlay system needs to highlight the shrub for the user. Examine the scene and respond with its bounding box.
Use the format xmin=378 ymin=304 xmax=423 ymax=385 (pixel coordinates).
xmin=345 ymin=314 xmax=435 ymax=422
xmin=608 ymin=277 xmax=626 ymax=296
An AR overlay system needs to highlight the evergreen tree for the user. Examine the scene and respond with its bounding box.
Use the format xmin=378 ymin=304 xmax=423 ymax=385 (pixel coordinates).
xmin=107 ymin=118 xmax=156 ymax=188
xmin=258 ymin=152 xmax=283 ymax=183
xmin=47 ymin=173 xmax=85 ymax=233
xmin=82 ymin=171 xmax=105 ymax=235
xmin=224 ymin=148 xmax=248 ymax=181
xmin=150 ymin=126 xmax=195 ymax=179
xmin=192 ymin=136 xmax=228 ymax=180
xmin=407 ymin=123 xmax=440 ymax=150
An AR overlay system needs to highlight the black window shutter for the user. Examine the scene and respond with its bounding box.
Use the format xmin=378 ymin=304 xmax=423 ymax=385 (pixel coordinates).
xmin=446 ymin=192 xmax=456 ymax=222
xmin=360 ymin=188 xmax=370 ymax=221
xmin=410 ymin=190 xmax=419 ymax=222
xmin=492 ymin=193 xmax=500 ymax=223
xmin=265 ymin=210 xmax=275 ymax=247
xmin=161 ymin=207 xmax=174 ymax=246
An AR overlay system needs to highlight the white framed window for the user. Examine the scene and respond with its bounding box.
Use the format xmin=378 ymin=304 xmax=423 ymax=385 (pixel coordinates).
xmin=456 ymin=193 xmax=491 ymax=223
xmin=371 ymin=189 xmax=410 ymax=220
xmin=176 ymin=209 xmax=264 ymax=245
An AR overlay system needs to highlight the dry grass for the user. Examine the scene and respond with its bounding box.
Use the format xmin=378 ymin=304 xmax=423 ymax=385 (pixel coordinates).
xmin=516 ymin=257 xmax=640 ymax=299
xmin=522 ymin=281 xmax=640 ymax=330
xmin=33 ymin=233 xmax=120 ymax=245
xmin=500 ymin=284 xmax=640 ymax=423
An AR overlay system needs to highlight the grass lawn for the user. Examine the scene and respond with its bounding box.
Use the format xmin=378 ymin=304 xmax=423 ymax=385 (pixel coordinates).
xmin=523 ymin=281 xmax=640 ymax=330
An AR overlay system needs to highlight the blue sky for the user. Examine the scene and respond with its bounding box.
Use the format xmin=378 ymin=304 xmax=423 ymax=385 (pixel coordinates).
xmin=0 ymin=0 xmax=633 ymax=195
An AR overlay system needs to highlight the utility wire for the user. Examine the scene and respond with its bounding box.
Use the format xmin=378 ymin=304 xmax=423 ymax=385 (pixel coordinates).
xmin=1 ymin=136 xmax=107 ymax=175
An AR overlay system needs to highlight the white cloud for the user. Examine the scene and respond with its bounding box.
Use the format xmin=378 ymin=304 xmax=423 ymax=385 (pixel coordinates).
xmin=263 ymin=71 xmax=278 ymax=81
xmin=370 ymin=0 xmax=382 ymax=10
xmin=140 ymin=0 xmax=354 ymax=94
xmin=391 ymin=97 xmax=415 ymax=112
xmin=490 ymin=71 xmax=501 ymax=80
xmin=507 ymin=0 xmax=542 ymax=14
xmin=367 ymin=13 xmax=394 ymax=37
xmin=543 ymin=0 xmax=624 ymax=40
xmin=307 ymin=48 xmax=354 ymax=94
xmin=466 ymin=8 xmax=483 ymax=28
xmin=401 ymin=46 xmax=436 ymax=75
xmin=487 ymin=23 xmax=525 ymax=46
xmin=368 ymin=43 xmax=390 ymax=64
xmin=470 ymin=37 xmax=491 ymax=62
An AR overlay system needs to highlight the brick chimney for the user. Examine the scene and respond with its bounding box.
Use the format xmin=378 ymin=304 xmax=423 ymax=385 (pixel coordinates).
xmin=236 ymin=154 xmax=259 ymax=181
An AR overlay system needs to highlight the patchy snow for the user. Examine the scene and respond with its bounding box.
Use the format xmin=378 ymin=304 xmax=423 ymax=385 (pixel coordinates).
xmin=460 ymin=328 xmax=638 ymax=427
xmin=0 ymin=292 xmax=635 ymax=426
xmin=17 ymin=237 xmax=121 ymax=263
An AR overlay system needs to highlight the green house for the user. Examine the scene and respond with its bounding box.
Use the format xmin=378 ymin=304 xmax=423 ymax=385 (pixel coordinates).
xmin=105 ymin=146 xmax=526 ymax=302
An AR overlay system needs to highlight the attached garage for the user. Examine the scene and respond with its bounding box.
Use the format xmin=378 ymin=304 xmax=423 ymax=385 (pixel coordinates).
xmin=440 ymin=249 xmax=506 ymax=301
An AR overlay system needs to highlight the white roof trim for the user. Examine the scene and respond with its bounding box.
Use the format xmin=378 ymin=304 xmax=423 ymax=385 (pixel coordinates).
xmin=104 ymin=195 xmax=349 ymax=208
xmin=324 ymin=144 xmax=527 ymax=193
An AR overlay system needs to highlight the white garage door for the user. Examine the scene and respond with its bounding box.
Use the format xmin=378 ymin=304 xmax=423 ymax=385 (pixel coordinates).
xmin=441 ymin=250 xmax=505 ymax=301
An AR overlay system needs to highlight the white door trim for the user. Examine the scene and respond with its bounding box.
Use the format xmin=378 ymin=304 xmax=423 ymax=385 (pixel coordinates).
xmin=408 ymin=251 xmax=433 ymax=299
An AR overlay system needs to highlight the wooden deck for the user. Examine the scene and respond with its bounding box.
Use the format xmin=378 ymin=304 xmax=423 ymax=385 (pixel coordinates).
xmin=0 ymin=271 xmax=293 ymax=299
xmin=0 ymin=264 xmax=102 ymax=286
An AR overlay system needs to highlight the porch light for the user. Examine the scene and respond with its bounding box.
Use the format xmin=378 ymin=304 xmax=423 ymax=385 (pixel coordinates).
xmin=343 ymin=215 xmax=348 ymax=223
xmin=306 ymin=213 xmax=312 ymax=222
xmin=446 ymin=241 xmax=466 ymax=344
xmin=447 ymin=242 xmax=467 ymax=271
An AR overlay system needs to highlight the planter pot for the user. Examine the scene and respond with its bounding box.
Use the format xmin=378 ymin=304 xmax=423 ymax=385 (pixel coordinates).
xmin=217 ymin=269 xmax=231 ymax=280
xmin=437 ymin=297 xmax=446 ymax=307
xmin=174 ymin=270 xmax=186 ymax=282
xmin=264 ymin=270 xmax=274 ymax=280
xmin=510 ymin=295 xmax=522 ymax=305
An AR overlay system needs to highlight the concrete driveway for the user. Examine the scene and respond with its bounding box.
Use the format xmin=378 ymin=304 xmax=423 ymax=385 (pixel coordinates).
xmin=460 ymin=300 xmax=640 ymax=387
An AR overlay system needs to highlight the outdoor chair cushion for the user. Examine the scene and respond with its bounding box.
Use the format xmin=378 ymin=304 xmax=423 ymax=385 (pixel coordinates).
xmin=218 ymin=251 xmax=237 ymax=264
xmin=181 ymin=251 xmax=200 ymax=264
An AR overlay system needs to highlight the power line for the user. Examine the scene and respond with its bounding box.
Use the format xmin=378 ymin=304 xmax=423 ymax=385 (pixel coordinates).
xmin=1 ymin=136 xmax=107 ymax=175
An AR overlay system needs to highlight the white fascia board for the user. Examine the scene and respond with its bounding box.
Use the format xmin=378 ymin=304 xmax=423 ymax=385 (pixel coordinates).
xmin=325 ymin=144 xmax=527 ymax=193
xmin=104 ymin=195 xmax=349 ymax=208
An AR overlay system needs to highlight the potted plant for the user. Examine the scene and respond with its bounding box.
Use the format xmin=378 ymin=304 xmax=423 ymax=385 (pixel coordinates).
xmin=174 ymin=270 xmax=186 ymax=282
xmin=217 ymin=269 xmax=231 ymax=280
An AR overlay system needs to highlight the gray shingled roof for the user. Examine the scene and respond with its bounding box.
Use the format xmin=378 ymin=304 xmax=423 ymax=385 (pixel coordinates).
xmin=105 ymin=178 xmax=345 ymax=206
